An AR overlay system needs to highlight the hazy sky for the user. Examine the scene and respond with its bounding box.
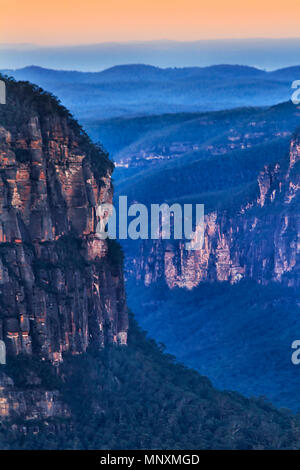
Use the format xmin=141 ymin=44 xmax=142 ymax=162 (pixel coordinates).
xmin=1 ymin=0 xmax=300 ymax=45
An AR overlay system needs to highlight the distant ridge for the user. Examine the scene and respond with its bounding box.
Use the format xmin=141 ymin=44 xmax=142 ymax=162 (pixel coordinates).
xmin=1 ymin=38 xmax=300 ymax=70
xmin=3 ymin=63 xmax=297 ymax=82
xmin=2 ymin=63 xmax=298 ymax=121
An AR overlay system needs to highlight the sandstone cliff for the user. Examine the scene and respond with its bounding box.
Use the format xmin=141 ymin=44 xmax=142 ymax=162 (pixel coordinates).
xmin=0 ymin=77 xmax=128 ymax=364
xmin=127 ymin=130 xmax=300 ymax=289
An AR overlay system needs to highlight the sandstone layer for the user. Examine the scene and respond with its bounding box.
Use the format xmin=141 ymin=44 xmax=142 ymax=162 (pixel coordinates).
xmin=0 ymin=78 xmax=128 ymax=366
xmin=127 ymin=131 xmax=300 ymax=290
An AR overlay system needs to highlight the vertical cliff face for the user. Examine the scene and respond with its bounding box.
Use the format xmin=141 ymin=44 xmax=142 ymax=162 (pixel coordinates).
xmin=128 ymin=130 xmax=300 ymax=289
xmin=0 ymin=78 xmax=128 ymax=365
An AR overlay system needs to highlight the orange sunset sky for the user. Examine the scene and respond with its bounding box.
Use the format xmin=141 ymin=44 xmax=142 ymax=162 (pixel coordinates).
xmin=1 ymin=0 xmax=300 ymax=45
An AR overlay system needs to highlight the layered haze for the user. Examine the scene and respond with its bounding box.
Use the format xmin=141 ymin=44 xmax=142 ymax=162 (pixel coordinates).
xmin=1 ymin=40 xmax=300 ymax=71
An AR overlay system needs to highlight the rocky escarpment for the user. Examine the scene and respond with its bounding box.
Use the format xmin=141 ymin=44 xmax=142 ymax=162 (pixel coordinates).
xmin=0 ymin=371 xmax=70 ymax=421
xmin=0 ymin=77 xmax=128 ymax=371
xmin=127 ymin=130 xmax=300 ymax=289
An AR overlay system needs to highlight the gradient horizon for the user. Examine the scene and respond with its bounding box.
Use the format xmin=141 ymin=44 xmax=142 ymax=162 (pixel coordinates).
xmin=1 ymin=0 xmax=300 ymax=46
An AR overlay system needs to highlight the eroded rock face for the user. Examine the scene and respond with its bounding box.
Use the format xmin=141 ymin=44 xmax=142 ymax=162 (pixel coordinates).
xmin=0 ymin=372 xmax=70 ymax=420
xmin=128 ymin=131 xmax=300 ymax=290
xmin=0 ymin=79 xmax=128 ymax=364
